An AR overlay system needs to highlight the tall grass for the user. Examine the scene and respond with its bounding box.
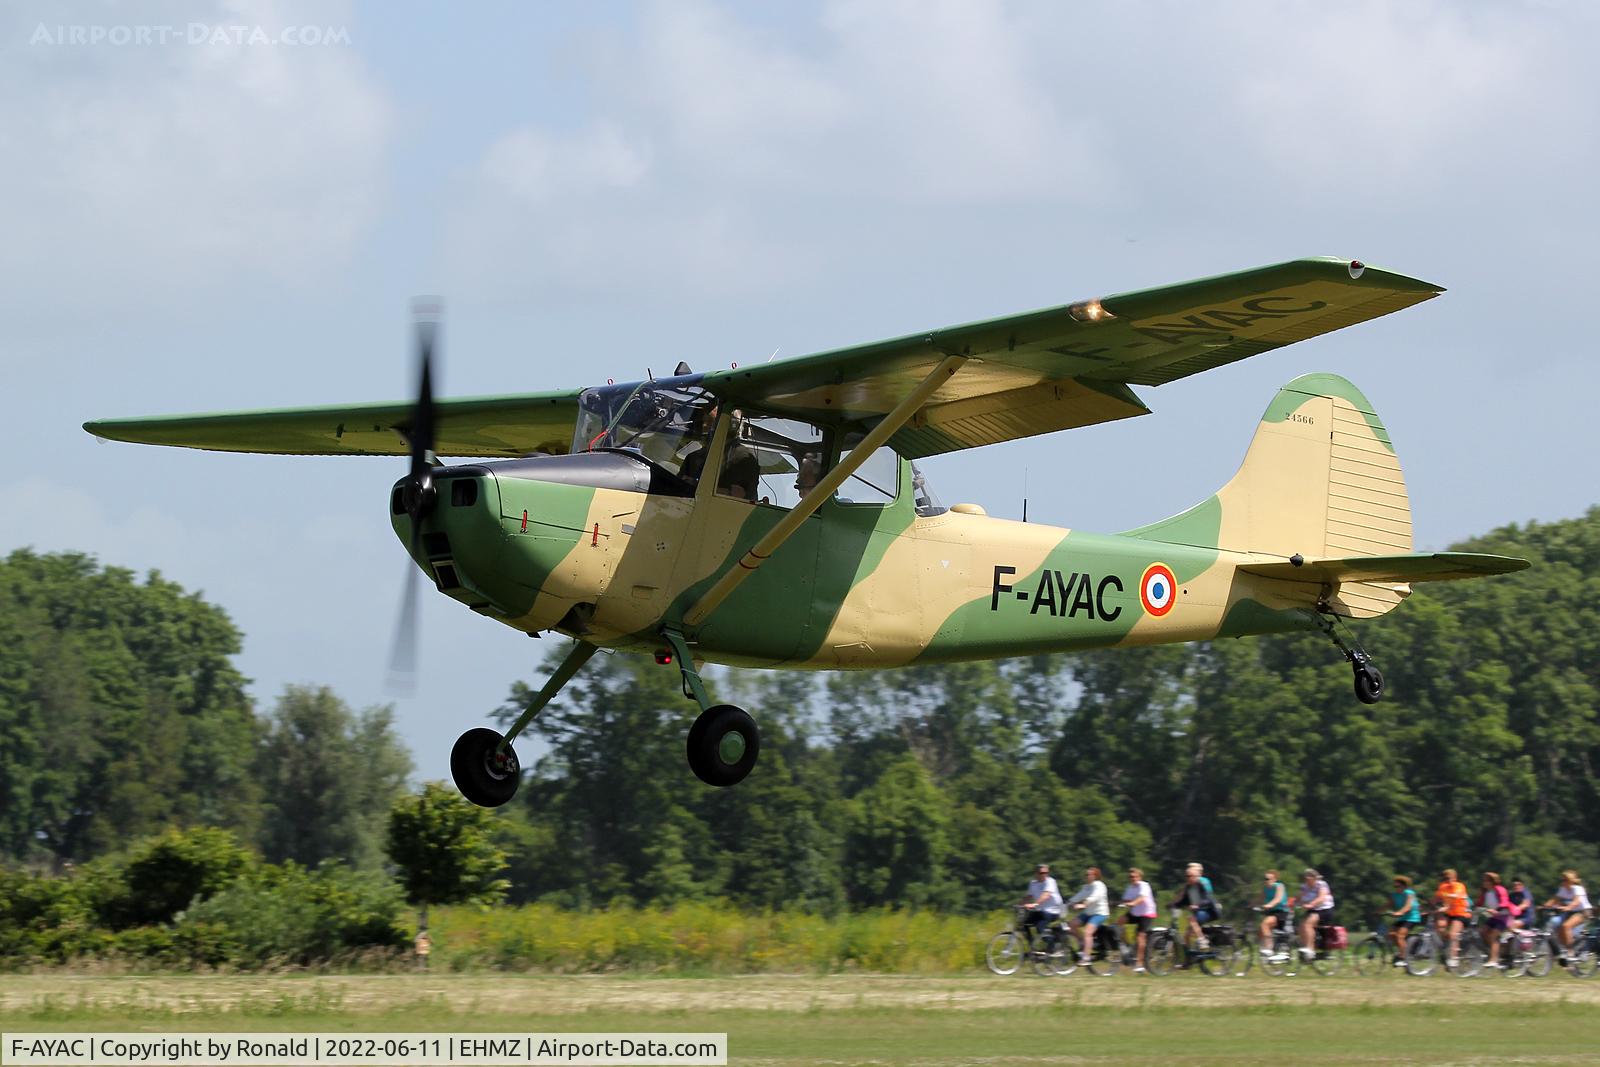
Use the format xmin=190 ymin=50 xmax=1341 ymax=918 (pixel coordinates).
xmin=429 ymin=903 xmax=1002 ymax=974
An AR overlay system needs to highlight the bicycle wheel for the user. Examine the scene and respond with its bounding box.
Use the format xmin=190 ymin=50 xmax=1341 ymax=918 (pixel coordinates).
xmin=1308 ymin=947 xmax=1343 ymax=976
xmin=1230 ymin=937 xmax=1255 ymax=977
xmin=1034 ymin=932 xmax=1076 ymax=977
xmin=1404 ymin=933 xmax=1437 ymax=977
xmin=1087 ymin=928 xmax=1123 ymax=976
xmin=1524 ymin=936 xmax=1555 ymax=977
xmin=1196 ymin=932 xmax=1238 ymax=977
xmin=1144 ymin=932 xmax=1176 ymax=976
xmin=1259 ymin=933 xmax=1294 ymax=977
xmin=1568 ymin=942 xmax=1599 ymax=978
xmin=1353 ymin=938 xmax=1391 ymax=976
xmin=1455 ymin=932 xmax=1486 ymax=977
xmin=986 ymin=932 xmax=1023 ymax=975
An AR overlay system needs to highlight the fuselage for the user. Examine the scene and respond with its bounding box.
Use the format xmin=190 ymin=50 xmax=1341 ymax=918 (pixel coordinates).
xmin=392 ymin=447 xmax=1321 ymax=670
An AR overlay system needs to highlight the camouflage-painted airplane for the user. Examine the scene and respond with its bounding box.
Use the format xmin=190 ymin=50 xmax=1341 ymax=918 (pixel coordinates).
xmin=86 ymin=258 xmax=1528 ymax=805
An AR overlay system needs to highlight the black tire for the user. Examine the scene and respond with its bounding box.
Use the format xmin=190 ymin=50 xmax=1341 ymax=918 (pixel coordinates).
xmin=1144 ymin=931 xmax=1175 ymax=976
xmin=985 ymin=932 xmax=1022 ymax=975
xmin=1354 ymin=937 xmax=1391 ymax=976
xmin=1195 ymin=926 xmax=1238 ymax=977
xmin=1354 ymin=663 xmax=1384 ymax=704
xmin=1523 ymin=936 xmax=1555 ymax=978
xmin=686 ymin=704 xmax=760 ymax=787
xmin=1455 ymin=932 xmax=1487 ymax=977
xmin=1308 ymin=947 xmax=1343 ymax=976
xmin=1404 ymin=933 xmax=1437 ymax=976
xmin=1087 ymin=927 xmax=1123 ymax=977
xmin=450 ymin=727 xmax=521 ymax=807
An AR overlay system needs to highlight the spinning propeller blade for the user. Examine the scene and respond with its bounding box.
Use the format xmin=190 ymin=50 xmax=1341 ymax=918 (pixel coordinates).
xmin=386 ymin=299 xmax=443 ymax=693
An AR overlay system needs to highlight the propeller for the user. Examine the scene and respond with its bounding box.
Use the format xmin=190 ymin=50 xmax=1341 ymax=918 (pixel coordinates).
xmin=387 ymin=299 xmax=442 ymax=693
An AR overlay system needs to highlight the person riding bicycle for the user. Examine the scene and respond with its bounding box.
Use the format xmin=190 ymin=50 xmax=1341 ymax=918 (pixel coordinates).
xmin=1021 ymin=863 xmax=1063 ymax=951
xmin=1478 ymin=872 xmax=1512 ymax=969
xmin=1542 ymin=869 xmax=1592 ymax=962
xmin=1506 ymin=877 xmax=1533 ymax=934
xmin=1258 ymin=869 xmax=1291 ymax=958
xmin=1066 ymin=866 xmax=1110 ymax=966
xmin=1295 ymin=868 xmax=1335 ymax=959
xmin=1117 ymin=867 xmax=1158 ymax=973
xmin=1387 ymin=875 xmax=1422 ymax=966
xmin=1170 ymin=862 xmax=1220 ymax=951
xmin=1433 ymin=868 xmax=1471 ymax=970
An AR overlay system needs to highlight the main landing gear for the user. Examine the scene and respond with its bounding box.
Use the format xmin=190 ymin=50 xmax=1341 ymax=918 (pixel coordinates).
xmin=448 ymin=630 xmax=761 ymax=807
xmin=1316 ymin=611 xmax=1384 ymax=705
xmin=662 ymin=629 xmax=760 ymax=787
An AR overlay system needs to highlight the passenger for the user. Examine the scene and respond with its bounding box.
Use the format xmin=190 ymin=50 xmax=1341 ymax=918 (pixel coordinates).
xmin=1117 ymin=867 xmax=1158 ymax=974
xmin=1506 ymin=877 xmax=1534 ymax=934
xmin=1296 ymin=868 xmax=1335 ymax=959
xmin=1542 ymin=870 xmax=1592 ymax=962
xmin=1479 ymin=872 xmax=1511 ymax=969
xmin=1066 ymin=866 xmax=1110 ymax=966
xmin=1387 ymin=875 xmax=1421 ymax=966
xmin=1258 ymin=870 xmax=1290 ymax=959
xmin=1433 ymin=868 xmax=1471 ymax=970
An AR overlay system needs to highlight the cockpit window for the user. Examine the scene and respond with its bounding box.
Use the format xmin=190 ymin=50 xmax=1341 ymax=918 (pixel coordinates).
xmin=911 ymin=462 xmax=946 ymax=517
xmin=574 ymin=382 xmax=717 ymax=484
xmin=716 ymin=413 xmax=826 ymax=508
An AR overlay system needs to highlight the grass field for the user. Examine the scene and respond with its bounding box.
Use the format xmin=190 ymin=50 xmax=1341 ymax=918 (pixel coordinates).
xmin=3 ymin=972 xmax=1598 ymax=1065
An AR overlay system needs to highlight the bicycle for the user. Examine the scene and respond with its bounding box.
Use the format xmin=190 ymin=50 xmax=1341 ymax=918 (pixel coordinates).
xmin=1352 ymin=913 xmax=1405 ymax=975
xmin=1064 ymin=916 xmax=1134 ymax=976
xmin=1405 ymin=908 xmax=1485 ymax=977
xmin=1144 ymin=906 xmax=1241 ymax=977
xmin=986 ymin=906 xmax=1072 ymax=976
xmin=1262 ymin=906 xmax=1346 ymax=976
xmin=1499 ymin=911 xmax=1555 ymax=978
xmin=1548 ymin=908 xmax=1599 ymax=978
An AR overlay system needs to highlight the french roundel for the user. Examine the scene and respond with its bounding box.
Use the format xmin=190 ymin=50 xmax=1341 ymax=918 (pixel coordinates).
xmin=1140 ymin=563 xmax=1177 ymax=617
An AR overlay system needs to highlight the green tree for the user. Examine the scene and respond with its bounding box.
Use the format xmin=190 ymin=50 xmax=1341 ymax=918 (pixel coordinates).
xmin=385 ymin=782 xmax=508 ymax=928
xmin=256 ymin=686 xmax=413 ymax=869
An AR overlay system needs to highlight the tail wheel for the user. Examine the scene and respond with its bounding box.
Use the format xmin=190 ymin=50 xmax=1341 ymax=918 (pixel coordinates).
xmin=686 ymin=704 xmax=760 ymax=787
xmin=985 ymin=932 xmax=1022 ymax=976
xmin=450 ymin=727 xmax=520 ymax=807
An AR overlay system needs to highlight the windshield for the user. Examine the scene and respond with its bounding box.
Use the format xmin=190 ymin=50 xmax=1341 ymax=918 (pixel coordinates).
xmin=573 ymin=381 xmax=717 ymax=483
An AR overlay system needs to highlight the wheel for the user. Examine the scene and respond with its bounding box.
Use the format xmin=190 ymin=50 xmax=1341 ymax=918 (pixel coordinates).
xmin=1354 ymin=937 xmax=1391 ymax=976
xmin=1568 ymin=942 xmax=1599 ymax=978
xmin=1354 ymin=662 xmax=1384 ymax=704
xmin=1231 ymin=938 xmax=1255 ymax=977
xmin=1259 ymin=933 xmax=1294 ymax=977
xmin=686 ymin=704 xmax=760 ymax=786
xmin=1034 ymin=932 xmax=1075 ymax=977
xmin=1455 ymin=932 xmax=1486 ymax=977
xmin=1523 ymin=936 xmax=1555 ymax=978
xmin=1144 ymin=931 xmax=1175 ymax=976
xmin=1404 ymin=933 xmax=1437 ymax=976
xmin=1308 ymin=947 xmax=1343 ymax=976
xmin=450 ymin=727 xmax=521 ymax=807
xmin=1087 ymin=929 xmax=1123 ymax=977
xmin=1196 ymin=927 xmax=1238 ymax=977
xmin=985 ymin=932 xmax=1022 ymax=975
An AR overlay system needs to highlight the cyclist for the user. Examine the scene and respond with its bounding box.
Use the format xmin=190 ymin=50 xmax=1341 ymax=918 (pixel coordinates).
xmin=1433 ymin=868 xmax=1471 ymax=970
xmin=1066 ymin=866 xmax=1110 ymax=965
xmin=1258 ymin=869 xmax=1290 ymax=959
xmin=1542 ymin=869 xmax=1592 ymax=962
xmin=1387 ymin=875 xmax=1422 ymax=967
xmin=1117 ymin=867 xmax=1158 ymax=973
xmin=1295 ymin=868 xmax=1335 ymax=959
xmin=1506 ymin=877 xmax=1534 ymax=934
xmin=1478 ymin=872 xmax=1512 ymax=969
xmin=1170 ymin=863 xmax=1220 ymax=951
xmin=1021 ymin=863 xmax=1063 ymax=953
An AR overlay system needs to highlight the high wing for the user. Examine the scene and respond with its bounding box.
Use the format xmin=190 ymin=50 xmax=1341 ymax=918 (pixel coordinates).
xmin=703 ymin=256 xmax=1441 ymax=458
xmin=84 ymin=257 xmax=1439 ymax=460
xmin=85 ymin=390 xmax=580 ymax=458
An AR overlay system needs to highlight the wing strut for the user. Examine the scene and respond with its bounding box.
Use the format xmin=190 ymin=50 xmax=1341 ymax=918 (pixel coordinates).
xmin=681 ymin=353 xmax=968 ymax=629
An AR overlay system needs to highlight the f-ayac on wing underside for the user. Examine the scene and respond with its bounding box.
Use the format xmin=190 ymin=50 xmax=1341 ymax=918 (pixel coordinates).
xmin=83 ymin=257 xmax=1441 ymax=459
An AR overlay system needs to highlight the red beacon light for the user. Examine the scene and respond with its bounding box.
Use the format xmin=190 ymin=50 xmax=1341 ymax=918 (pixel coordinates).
xmin=654 ymin=650 xmax=673 ymax=666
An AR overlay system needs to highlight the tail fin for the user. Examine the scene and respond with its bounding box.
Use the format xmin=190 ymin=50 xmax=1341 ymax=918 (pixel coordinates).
xmin=1126 ymin=372 xmax=1413 ymax=616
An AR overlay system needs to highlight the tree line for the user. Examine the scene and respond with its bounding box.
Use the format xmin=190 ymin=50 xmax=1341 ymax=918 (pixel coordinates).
xmin=3 ymin=507 xmax=1598 ymax=927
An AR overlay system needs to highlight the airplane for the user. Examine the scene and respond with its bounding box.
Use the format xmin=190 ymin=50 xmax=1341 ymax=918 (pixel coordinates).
xmin=85 ymin=257 xmax=1529 ymax=807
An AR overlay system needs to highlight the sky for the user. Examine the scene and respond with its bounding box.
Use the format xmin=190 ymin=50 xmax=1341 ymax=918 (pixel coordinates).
xmin=3 ymin=0 xmax=1597 ymax=782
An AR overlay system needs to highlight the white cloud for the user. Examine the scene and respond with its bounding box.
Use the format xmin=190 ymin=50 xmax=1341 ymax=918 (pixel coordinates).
xmin=0 ymin=0 xmax=393 ymax=310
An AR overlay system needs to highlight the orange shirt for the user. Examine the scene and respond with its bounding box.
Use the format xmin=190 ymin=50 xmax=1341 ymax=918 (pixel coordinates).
xmin=1437 ymin=880 xmax=1470 ymax=918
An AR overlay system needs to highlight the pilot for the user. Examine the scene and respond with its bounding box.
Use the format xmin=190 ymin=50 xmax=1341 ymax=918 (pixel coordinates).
xmin=718 ymin=411 xmax=760 ymax=501
xmin=794 ymin=453 xmax=822 ymax=497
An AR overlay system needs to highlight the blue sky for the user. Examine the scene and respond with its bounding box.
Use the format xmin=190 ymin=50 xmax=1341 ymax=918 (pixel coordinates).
xmin=3 ymin=0 xmax=1597 ymax=781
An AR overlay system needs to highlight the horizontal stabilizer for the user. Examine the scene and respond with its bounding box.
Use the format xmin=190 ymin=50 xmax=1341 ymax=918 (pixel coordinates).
xmin=1240 ymin=552 xmax=1530 ymax=585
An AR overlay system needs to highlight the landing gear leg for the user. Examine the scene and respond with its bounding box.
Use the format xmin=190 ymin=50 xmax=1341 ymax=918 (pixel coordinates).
xmin=451 ymin=639 xmax=598 ymax=807
xmin=662 ymin=629 xmax=760 ymax=787
xmin=1315 ymin=612 xmax=1383 ymax=705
